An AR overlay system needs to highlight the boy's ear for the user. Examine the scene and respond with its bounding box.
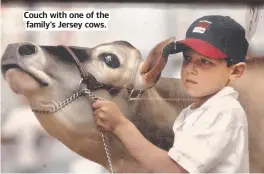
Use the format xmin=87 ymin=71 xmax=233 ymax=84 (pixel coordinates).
xmin=229 ymin=62 xmax=247 ymax=80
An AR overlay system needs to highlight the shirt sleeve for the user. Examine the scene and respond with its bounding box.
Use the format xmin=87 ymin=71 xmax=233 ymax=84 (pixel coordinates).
xmin=168 ymin=107 xmax=239 ymax=173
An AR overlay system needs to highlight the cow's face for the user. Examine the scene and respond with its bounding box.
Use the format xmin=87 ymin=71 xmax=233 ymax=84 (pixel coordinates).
xmin=1 ymin=38 xmax=175 ymax=134
xmin=1 ymin=41 xmax=141 ymax=131
xmin=1 ymin=41 xmax=143 ymax=99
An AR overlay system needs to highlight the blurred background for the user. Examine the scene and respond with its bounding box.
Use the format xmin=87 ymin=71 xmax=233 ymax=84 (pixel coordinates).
xmin=1 ymin=1 xmax=263 ymax=173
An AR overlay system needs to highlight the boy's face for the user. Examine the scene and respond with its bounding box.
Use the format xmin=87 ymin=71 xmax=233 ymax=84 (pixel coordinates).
xmin=180 ymin=48 xmax=245 ymax=99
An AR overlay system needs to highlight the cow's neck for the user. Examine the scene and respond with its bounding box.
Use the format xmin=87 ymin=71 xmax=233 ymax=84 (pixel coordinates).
xmin=100 ymin=77 xmax=194 ymax=172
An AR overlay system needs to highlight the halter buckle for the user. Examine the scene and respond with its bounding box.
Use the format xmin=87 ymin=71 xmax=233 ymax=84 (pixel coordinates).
xmin=129 ymin=89 xmax=142 ymax=101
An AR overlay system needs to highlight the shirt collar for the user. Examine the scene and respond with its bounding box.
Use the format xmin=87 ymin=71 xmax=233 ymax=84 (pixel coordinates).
xmin=190 ymin=86 xmax=239 ymax=110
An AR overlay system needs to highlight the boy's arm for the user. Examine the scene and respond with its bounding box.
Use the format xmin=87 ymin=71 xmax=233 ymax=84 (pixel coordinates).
xmin=92 ymin=99 xmax=187 ymax=172
xmin=113 ymin=121 xmax=187 ymax=173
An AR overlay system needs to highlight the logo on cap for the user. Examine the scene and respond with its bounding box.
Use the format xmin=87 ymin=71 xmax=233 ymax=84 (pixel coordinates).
xmin=192 ymin=20 xmax=212 ymax=34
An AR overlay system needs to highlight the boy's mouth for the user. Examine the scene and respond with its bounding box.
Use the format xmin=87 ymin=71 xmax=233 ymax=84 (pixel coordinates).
xmin=186 ymin=79 xmax=197 ymax=84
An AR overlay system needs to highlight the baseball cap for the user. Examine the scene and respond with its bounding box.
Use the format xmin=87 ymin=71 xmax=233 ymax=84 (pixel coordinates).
xmin=171 ymin=15 xmax=249 ymax=63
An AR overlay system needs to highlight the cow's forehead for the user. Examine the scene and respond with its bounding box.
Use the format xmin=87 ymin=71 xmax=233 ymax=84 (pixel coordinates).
xmin=40 ymin=45 xmax=90 ymax=63
xmin=39 ymin=40 xmax=138 ymax=63
xmin=96 ymin=40 xmax=137 ymax=49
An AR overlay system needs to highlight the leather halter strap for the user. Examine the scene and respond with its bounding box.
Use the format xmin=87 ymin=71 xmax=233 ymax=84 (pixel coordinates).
xmin=61 ymin=46 xmax=144 ymax=98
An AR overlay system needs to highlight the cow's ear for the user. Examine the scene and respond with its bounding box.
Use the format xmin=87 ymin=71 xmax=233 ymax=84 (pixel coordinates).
xmin=136 ymin=37 xmax=176 ymax=89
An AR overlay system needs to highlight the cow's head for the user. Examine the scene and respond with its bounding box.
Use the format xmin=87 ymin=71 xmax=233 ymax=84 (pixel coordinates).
xmin=1 ymin=37 xmax=176 ymax=134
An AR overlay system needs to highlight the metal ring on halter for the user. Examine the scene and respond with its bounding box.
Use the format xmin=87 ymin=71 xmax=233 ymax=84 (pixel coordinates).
xmin=79 ymin=78 xmax=87 ymax=89
xmin=79 ymin=78 xmax=85 ymax=86
xmin=79 ymin=78 xmax=99 ymax=101
xmin=78 ymin=78 xmax=90 ymax=95
xmin=129 ymin=89 xmax=142 ymax=100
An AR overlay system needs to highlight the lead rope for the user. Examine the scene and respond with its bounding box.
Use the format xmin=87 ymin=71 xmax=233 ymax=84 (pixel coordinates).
xmin=81 ymin=86 xmax=115 ymax=174
xmin=62 ymin=46 xmax=115 ymax=174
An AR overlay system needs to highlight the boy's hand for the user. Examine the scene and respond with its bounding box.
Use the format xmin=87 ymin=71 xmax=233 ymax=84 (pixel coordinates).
xmin=92 ymin=99 xmax=129 ymax=134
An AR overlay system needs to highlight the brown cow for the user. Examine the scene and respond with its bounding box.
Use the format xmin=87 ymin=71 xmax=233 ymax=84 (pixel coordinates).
xmin=1 ymin=37 xmax=263 ymax=173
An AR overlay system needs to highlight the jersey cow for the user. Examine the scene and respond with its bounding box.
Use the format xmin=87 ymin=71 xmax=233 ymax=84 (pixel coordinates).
xmin=1 ymin=37 xmax=264 ymax=172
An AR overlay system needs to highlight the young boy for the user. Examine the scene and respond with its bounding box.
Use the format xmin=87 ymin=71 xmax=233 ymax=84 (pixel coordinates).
xmin=92 ymin=15 xmax=249 ymax=173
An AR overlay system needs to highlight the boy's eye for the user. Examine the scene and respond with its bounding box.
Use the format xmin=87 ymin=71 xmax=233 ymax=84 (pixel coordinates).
xmin=201 ymin=59 xmax=212 ymax=64
xmin=183 ymin=55 xmax=191 ymax=62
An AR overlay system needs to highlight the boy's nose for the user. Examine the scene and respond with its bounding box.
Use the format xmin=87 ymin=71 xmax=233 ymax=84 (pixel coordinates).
xmin=187 ymin=63 xmax=198 ymax=75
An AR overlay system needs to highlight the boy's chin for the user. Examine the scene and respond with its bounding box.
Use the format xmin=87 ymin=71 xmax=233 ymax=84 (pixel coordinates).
xmin=187 ymin=92 xmax=205 ymax=99
xmin=185 ymin=88 xmax=211 ymax=99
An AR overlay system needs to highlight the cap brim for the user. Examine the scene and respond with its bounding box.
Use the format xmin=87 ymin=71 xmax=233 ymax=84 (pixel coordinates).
xmin=174 ymin=38 xmax=228 ymax=58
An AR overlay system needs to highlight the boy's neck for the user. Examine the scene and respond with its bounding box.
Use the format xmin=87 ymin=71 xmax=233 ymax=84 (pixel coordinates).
xmin=190 ymin=85 xmax=232 ymax=110
xmin=190 ymin=94 xmax=214 ymax=110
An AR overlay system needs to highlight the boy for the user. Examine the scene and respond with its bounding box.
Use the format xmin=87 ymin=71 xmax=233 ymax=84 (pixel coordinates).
xmin=92 ymin=15 xmax=249 ymax=173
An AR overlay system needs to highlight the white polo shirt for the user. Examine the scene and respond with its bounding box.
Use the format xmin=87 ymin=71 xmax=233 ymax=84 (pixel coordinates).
xmin=168 ymin=86 xmax=249 ymax=173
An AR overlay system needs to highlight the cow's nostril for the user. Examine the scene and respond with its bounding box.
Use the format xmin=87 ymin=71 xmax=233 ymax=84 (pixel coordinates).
xmin=18 ymin=44 xmax=36 ymax=56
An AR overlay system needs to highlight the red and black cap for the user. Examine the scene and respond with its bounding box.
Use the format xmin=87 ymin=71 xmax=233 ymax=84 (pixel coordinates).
xmin=171 ymin=15 xmax=249 ymax=63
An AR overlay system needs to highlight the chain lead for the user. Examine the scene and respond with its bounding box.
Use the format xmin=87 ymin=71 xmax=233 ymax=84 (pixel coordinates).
xmin=88 ymin=89 xmax=115 ymax=174
xmin=32 ymin=87 xmax=115 ymax=174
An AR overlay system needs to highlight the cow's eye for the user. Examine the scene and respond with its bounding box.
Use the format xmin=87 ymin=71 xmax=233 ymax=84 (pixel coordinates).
xmin=99 ymin=53 xmax=120 ymax=68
